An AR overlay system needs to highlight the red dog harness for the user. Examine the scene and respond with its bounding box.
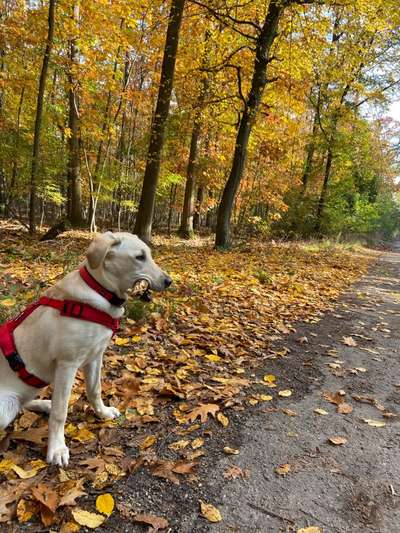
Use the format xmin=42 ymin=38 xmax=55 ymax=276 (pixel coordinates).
xmin=0 ymin=266 xmax=122 ymax=388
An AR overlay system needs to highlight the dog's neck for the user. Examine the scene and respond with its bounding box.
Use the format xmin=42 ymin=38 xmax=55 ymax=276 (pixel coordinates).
xmin=79 ymin=266 xmax=126 ymax=307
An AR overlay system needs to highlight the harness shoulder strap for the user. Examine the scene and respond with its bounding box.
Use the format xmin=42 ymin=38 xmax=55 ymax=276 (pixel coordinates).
xmin=38 ymin=297 xmax=120 ymax=334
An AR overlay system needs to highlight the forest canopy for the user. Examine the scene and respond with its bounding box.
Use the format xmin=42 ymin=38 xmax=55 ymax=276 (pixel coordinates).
xmin=0 ymin=0 xmax=399 ymax=245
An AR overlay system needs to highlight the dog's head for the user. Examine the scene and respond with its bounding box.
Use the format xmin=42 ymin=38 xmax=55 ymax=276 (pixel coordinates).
xmin=86 ymin=232 xmax=171 ymax=301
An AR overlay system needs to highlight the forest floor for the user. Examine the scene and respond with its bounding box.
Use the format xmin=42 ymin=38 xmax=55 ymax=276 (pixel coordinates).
xmin=0 ymin=222 xmax=398 ymax=532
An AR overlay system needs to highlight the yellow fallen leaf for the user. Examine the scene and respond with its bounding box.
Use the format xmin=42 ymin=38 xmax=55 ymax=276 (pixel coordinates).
xmin=205 ymin=354 xmax=221 ymax=362
xmin=114 ymin=337 xmax=130 ymax=346
xmin=297 ymin=527 xmax=322 ymax=533
xmin=259 ymin=395 xmax=273 ymax=402
xmin=139 ymin=435 xmax=157 ymax=450
xmin=60 ymin=521 xmax=80 ymax=533
xmin=314 ymin=408 xmax=328 ymax=415
xmin=363 ymin=419 xmax=386 ymax=428
xmin=96 ymin=494 xmax=114 ymax=517
xmin=0 ymin=298 xmax=16 ymax=307
xmin=199 ymin=500 xmax=222 ymax=523
xmin=191 ymin=437 xmax=204 ymax=449
xmin=72 ymin=509 xmax=105 ymax=528
xmin=223 ymin=447 xmax=239 ymax=455
xmin=278 ymin=390 xmax=292 ymax=397
xmin=217 ymin=412 xmax=229 ymax=427
xmin=73 ymin=428 xmax=96 ymax=443
xmin=263 ymin=374 xmax=276 ymax=384
xmin=17 ymin=499 xmax=37 ymax=523
xmin=168 ymin=439 xmax=190 ymax=451
xmin=0 ymin=459 xmax=15 ymax=472
xmin=275 ymin=463 xmax=291 ymax=476
xmin=12 ymin=464 xmax=41 ymax=479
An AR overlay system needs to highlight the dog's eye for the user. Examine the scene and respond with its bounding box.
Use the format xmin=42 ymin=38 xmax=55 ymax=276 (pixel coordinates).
xmin=136 ymin=252 xmax=146 ymax=261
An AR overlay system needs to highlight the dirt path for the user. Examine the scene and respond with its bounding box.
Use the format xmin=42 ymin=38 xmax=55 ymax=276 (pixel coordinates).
xmin=105 ymin=247 xmax=400 ymax=533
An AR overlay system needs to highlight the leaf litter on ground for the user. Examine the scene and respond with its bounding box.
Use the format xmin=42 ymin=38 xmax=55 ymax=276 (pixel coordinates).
xmin=0 ymin=222 xmax=375 ymax=527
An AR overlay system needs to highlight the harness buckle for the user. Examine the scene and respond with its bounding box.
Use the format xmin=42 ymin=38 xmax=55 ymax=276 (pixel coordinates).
xmin=7 ymin=351 xmax=25 ymax=372
xmin=62 ymin=300 xmax=84 ymax=319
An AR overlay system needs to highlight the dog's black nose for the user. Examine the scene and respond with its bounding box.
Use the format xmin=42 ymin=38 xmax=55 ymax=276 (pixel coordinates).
xmin=164 ymin=275 xmax=172 ymax=288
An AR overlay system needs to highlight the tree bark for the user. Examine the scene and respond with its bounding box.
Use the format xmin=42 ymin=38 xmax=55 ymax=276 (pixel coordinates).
xmin=301 ymin=110 xmax=318 ymax=192
xmin=215 ymin=0 xmax=283 ymax=248
xmin=134 ymin=0 xmax=185 ymax=243
xmin=314 ymin=146 xmax=333 ymax=234
xmin=29 ymin=0 xmax=56 ymax=234
xmin=193 ymin=185 xmax=204 ymax=231
xmin=67 ymin=1 xmax=83 ymax=227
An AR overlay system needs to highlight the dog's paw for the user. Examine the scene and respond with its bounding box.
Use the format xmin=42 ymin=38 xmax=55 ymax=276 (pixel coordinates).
xmin=95 ymin=405 xmax=120 ymax=420
xmin=47 ymin=444 xmax=69 ymax=467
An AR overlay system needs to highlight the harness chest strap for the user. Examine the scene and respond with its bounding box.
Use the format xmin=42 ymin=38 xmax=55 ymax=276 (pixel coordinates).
xmin=0 ymin=277 xmax=121 ymax=389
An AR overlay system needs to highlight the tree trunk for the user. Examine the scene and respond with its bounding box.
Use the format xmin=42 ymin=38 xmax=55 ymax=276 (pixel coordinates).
xmin=134 ymin=0 xmax=185 ymax=243
xmin=29 ymin=0 xmax=56 ymax=234
xmin=179 ymin=34 xmax=210 ymax=238
xmin=314 ymin=146 xmax=333 ymax=234
xmin=301 ymin=110 xmax=318 ymax=192
xmin=215 ymin=0 xmax=283 ymax=248
xmin=67 ymin=1 xmax=83 ymax=227
xmin=193 ymin=185 xmax=204 ymax=231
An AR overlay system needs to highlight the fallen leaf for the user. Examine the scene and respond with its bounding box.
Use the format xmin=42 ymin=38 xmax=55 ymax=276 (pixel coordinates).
xmin=168 ymin=439 xmax=190 ymax=451
xmin=73 ymin=427 xmax=96 ymax=443
xmin=186 ymin=404 xmax=219 ymax=423
xmin=337 ymin=403 xmax=353 ymax=414
xmin=199 ymin=500 xmax=222 ymax=523
xmin=278 ymin=390 xmax=292 ymax=397
xmin=139 ymin=435 xmax=157 ymax=450
xmin=223 ymin=447 xmax=239 ymax=455
xmin=16 ymin=499 xmax=38 ymax=523
xmin=362 ymin=419 xmax=386 ymax=428
xmin=314 ymin=408 xmax=328 ymax=415
xmin=263 ymin=374 xmax=276 ymax=384
xmin=297 ymin=527 xmax=322 ymax=533
xmin=275 ymin=463 xmax=291 ymax=476
xmin=342 ymin=336 xmax=357 ymax=346
xmin=259 ymin=394 xmax=273 ymax=402
xmin=96 ymin=494 xmax=114 ymax=517
xmin=216 ymin=412 xmax=229 ymax=427
xmin=223 ymin=465 xmax=250 ymax=480
xmin=282 ymin=408 xmax=297 ymax=417
xmin=134 ymin=514 xmax=169 ymax=530
xmin=191 ymin=437 xmax=204 ymax=449
xmin=328 ymin=436 xmax=347 ymax=445
xmin=71 ymin=509 xmax=106 ymax=528
xmin=323 ymin=391 xmax=345 ymax=405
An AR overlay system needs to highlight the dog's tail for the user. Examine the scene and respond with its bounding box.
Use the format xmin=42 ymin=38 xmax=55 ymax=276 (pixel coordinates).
xmin=0 ymin=393 xmax=21 ymax=430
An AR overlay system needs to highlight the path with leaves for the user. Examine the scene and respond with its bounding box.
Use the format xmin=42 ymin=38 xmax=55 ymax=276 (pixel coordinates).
xmin=1 ymin=223 xmax=398 ymax=531
xmin=106 ymin=245 xmax=400 ymax=533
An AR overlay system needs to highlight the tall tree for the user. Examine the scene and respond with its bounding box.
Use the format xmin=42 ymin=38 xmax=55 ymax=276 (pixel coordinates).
xmin=29 ymin=0 xmax=56 ymax=233
xmin=134 ymin=0 xmax=185 ymax=242
xmin=67 ymin=0 xmax=84 ymax=227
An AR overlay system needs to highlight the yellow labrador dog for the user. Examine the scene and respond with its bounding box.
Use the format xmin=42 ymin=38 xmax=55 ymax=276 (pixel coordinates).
xmin=0 ymin=232 xmax=171 ymax=466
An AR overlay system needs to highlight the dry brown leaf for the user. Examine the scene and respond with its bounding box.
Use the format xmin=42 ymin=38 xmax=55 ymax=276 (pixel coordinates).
xmin=10 ymin=426 xmax=48 ymax=445
xmin=186 ymin=404 xmax=220 ymax=423
xmin=134 ymin=513 xmax=169 ymax=530
xmin=223 ymin=465 xmax=250 ymax=480
xmin=337 ymin=403 xmax=353 ymax=414
xmin=342 ymin=336 xmax=357 ymax=346
xmin=328 ymin=436 xmax=347 ymax=445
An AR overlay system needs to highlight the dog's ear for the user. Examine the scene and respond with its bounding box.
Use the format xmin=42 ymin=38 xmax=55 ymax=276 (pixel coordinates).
xmin=86 ymin=232 xmax=121 ymax=269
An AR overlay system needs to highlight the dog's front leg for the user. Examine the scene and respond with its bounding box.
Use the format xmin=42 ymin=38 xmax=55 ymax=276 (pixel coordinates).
xmin=47 ymin=362 xmax=77 ymax=467
xmin=83 ymin=356 xmax=120 ymax=420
